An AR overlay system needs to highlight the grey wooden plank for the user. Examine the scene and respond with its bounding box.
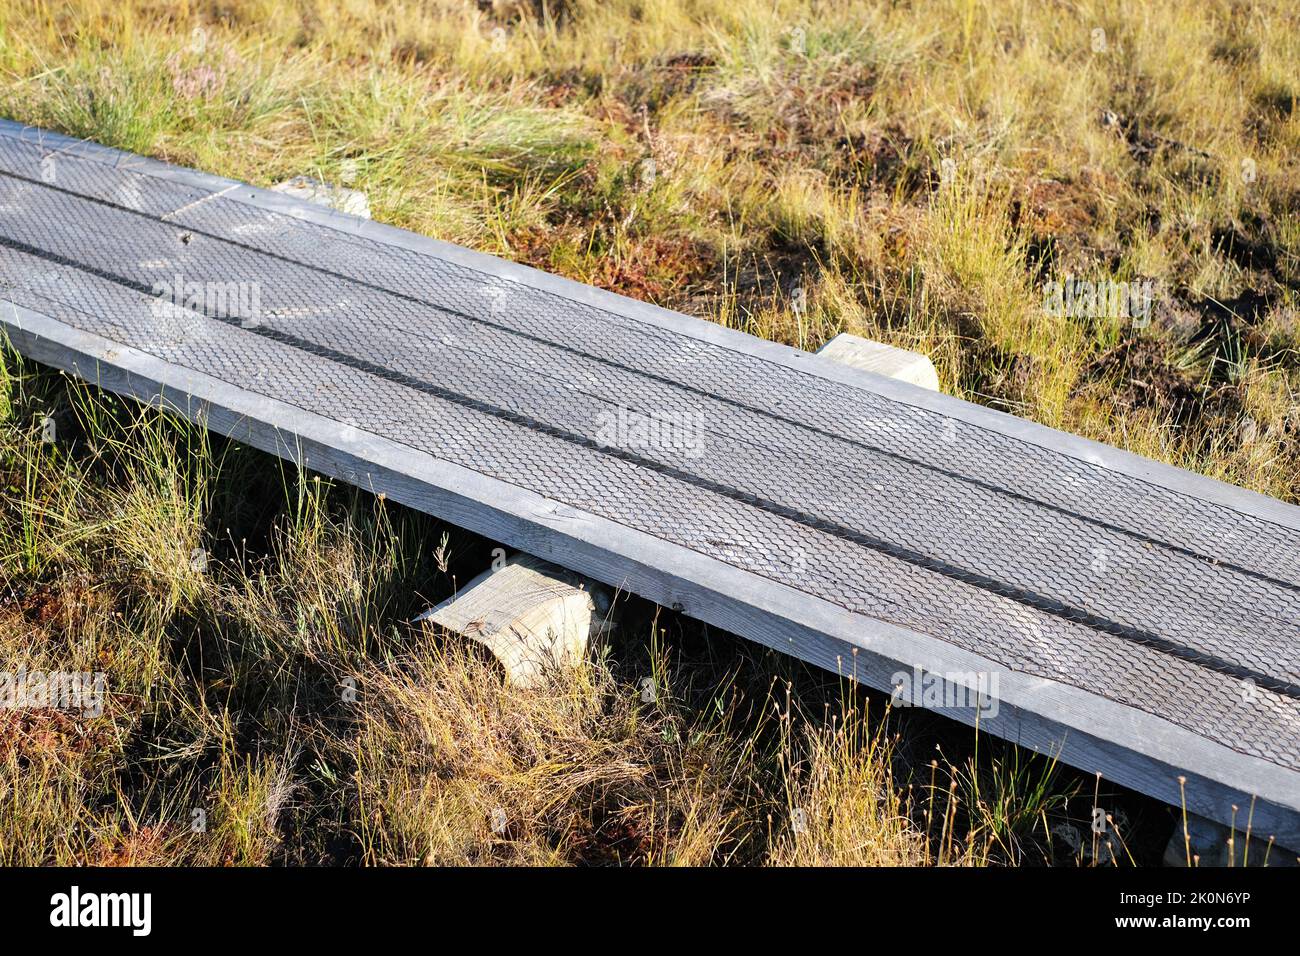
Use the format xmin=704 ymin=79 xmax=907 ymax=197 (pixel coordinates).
xmin=3 ymin=118 xmax=1298 ymax=533
xmin=1 ymin=182 xmax=1292 ymax=678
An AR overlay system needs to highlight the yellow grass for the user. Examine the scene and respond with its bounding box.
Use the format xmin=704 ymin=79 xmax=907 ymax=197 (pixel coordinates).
xmin=1 ymin=0 xmax=1298 ymax=865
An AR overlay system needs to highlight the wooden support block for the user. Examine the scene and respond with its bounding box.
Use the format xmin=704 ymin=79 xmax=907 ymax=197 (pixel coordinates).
xmin=817 ymin=333 xmax=940 ymax=391
xmin=270 ymin=175 xmax=371 ymax=219
xmin=414 ymin=553 xmax=611 ymax=688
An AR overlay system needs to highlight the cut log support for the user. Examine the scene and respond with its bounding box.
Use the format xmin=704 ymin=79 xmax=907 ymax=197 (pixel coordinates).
xmin=816 ymin=333 xmax=940 ymax=391
xmin=270 ymin=175 xmax=371 ymax=219
xmin=414 ymin=554 xmax=612 ymax=688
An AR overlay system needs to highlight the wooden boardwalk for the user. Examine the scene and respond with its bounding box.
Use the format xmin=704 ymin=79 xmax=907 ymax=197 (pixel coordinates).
xmin=1 ymin=120 xmax=1298 ymax=848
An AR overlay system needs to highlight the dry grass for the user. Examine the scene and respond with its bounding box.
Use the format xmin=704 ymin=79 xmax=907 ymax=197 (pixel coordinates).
xmin=0 ymin=350 xmax=1090 ymax=866
xmin=349 ymin=639 xmax=753 ymax=866
xmin=1 ymin=0 xmax=1298 ymax=865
